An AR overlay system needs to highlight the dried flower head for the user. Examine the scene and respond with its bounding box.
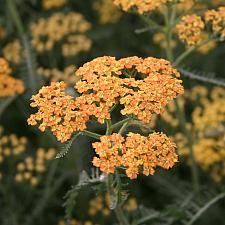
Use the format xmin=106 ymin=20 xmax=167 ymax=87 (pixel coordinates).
xmin=0 ymin=58 xmax=24 ymax=97
xmin=92 ymin=132 xmax=178 ymax=179
xmin=113 ymin=0 xmax=172 ymax=14
xmin=176 ymin=14 xmax=205 ymax=46
xmin=204 ymin=7 xmax=225 ymax=39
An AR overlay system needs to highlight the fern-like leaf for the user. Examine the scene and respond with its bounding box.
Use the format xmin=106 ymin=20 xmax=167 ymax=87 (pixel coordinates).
xmin=179 ymin=68 xmax=225 ymax=87
xmin=63 ymin=169 xmax=103 ymax=220
xmin=55 ymin=133 xmax=80 ymax=159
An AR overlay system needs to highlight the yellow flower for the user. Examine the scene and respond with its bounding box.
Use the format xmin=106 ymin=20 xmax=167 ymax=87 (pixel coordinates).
xmin=204 ymin=7 xmax=225 ymax=39
xmin=176 ymin=14 xmax=205 ymax=46
xmin=113 ymin=0 xmax=173 ymax=14
xmin=3 ymin=39 xmax=22 ymax=64
xmin=42 ymin=0 xmax=66 ymax=10
xmin=94 ymin=0 xmax=122 ymax=24
xmin=31 ymin=12 xmax=91 ymax=53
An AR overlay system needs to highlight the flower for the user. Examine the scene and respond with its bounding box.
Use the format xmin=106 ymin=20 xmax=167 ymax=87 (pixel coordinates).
xmin=204 ymin=7 xmax=225 ymax=39
xmin=37 ymin=65 xmax=79 ymax=86
xmin=0 ymin=58 xmax=24 ymax=97
xmin=113 ymin=0 xmax=172 ymax=14
xmin=176 ymin=14 xmax=205 ymax=46
xmin=92 ymin=132 xmax=178 ymax=179
xmin=3 ymin=39 xmax=22 ymax=64
xmin=42 ymin=0 xmax=66 ymax=10
xmin=30 ymin=12 xmax=91 ymax=53
xmin=93 ymin=0 xmax=122 ymax=24
xmin=28 ymin=56 xmax=183 ymax=142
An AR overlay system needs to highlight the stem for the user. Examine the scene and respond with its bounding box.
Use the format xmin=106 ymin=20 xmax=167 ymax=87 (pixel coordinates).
xmin=174 ymin=99 xmax=199 ymax=192
xmin=163 ymin=5 xmax=200 ymax=193
xmin=107 ymin=174 xmax=129 ymax=225
xmin=7 ymin=0 xmax=38 ymax=94
xmin=111 ymin=118 xmax=131 ymax=131
xmin=186 ymin=192 xmax=225 ymax=225
xmin=81 ymin=130 xmax=101 ymax=140
xmin=118 ymin=121 xmax=130 ymax=135
xmin=106 ymin=119 xmax=112 ymax=135
xmin=173 ymin=39 xmax=211 ymax=67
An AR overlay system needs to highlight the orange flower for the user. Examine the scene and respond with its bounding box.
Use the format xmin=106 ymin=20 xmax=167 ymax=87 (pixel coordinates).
xmin=92 ymin=132 xmax=178 ymax=179
xmin=28 ymin=56 xmax=183 ymax=142
xmin=0 ymin=58 xmax=24 ymax=97
xmin=113 ymin=0 xmax=172 ymax=14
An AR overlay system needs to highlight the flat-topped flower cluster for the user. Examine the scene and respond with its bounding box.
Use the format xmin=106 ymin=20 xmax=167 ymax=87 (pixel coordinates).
xmin=28 ymin=56 xmax=183 ymax=142
xmin=0 ymin=58 xmax=24 ymax=97
xmin=93 ymin=132 xmax=178 ymax=179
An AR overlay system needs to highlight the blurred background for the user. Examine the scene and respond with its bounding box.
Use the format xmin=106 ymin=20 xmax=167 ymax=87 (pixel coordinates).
xmin=0 ymin=0 xmax=225 ymax=225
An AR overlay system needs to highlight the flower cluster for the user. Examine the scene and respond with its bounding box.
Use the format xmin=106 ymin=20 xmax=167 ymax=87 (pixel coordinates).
xmin=28 ymin=56 xmax=183 ymax=142
xmin=3 ymin=39 xmax=22 ymax=64
xmin=113 ymin=0 xmax=172 ymax=14
xmin=76 ymin=56 xmax=183 ymax=123
xmin=62 ymin=34 xmax=92 ymax=57
xmin=42 ymin=0 xmax=66 ymax=10
xmin=176 ymin=14 xmax=205 ymax=46
xmin=88 ymin=194 xmax=111 ymax=217
xmin=93 ymin=0 xmax=122 ymax=24
xmin=0 ymin=58 xmax=24 ymax=97
xmin=0 ymin=126 xmax=27 ymax=164
xmin=204 ymin=7 xmax=225 ymax=39
xmin=30 ymin=12 xmax=91 ymax=53
xmin=37 ymin=65 xmax=79 ymax=86
xmin=92 ymin=132 xmax=178 ymax=179
xmin=174 ymin=86 xmax=225 ymax=182
xmin=15 ymin=148 xmax=55 ymax=186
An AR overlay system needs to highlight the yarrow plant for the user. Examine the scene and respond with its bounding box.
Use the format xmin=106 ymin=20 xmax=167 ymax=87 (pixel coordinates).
xmin=27 ymin=55 xmax=183 ymax=222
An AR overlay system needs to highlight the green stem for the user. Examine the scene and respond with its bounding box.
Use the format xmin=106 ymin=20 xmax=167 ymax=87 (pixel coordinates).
xmin=111 ymin=118 xmax=131 ymax=131
xmin=186 ymin=192 xmax=225 ymax=225
xmin=118 ymin=121 xmax=130 ymax=135
xmin=173 ymin=39 xmax=211 ymax=67
xmin=7 ymin=0 xmax=38 ymax=94
xmin=174 ymin=100 xmax=199 ymax=192
xmin=81 ymin=130 xmax=101 ymax=140
xmin=107 ymin=174 xmax=129 ymax=225
xmin=163 ymin=6 xmax=200 ymax=193
xmin=106 ymin=119 xmax=112 ymax=135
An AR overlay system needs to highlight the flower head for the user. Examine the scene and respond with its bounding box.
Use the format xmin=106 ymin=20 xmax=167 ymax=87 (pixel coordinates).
xmin=0 ymin=58 xmax=24 ymax=97
xmin=92 ymin=132 xmax=178 ymax=179
xmin=176 ymin=14 xmax=205 ymax=46
xmin=204 ymin=7 xmax=225 ymax=39
xmin=113 ymin=0 xmax=172 ymax=14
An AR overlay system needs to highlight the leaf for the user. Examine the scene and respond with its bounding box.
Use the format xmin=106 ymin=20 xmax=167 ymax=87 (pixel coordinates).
xmin=55 ymin=133 xmax=80 ymax=159
xmin=63 ymin=169 xmax=102 ymax=220
xmin=179 ymin=68 xmax=225 ymax=87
